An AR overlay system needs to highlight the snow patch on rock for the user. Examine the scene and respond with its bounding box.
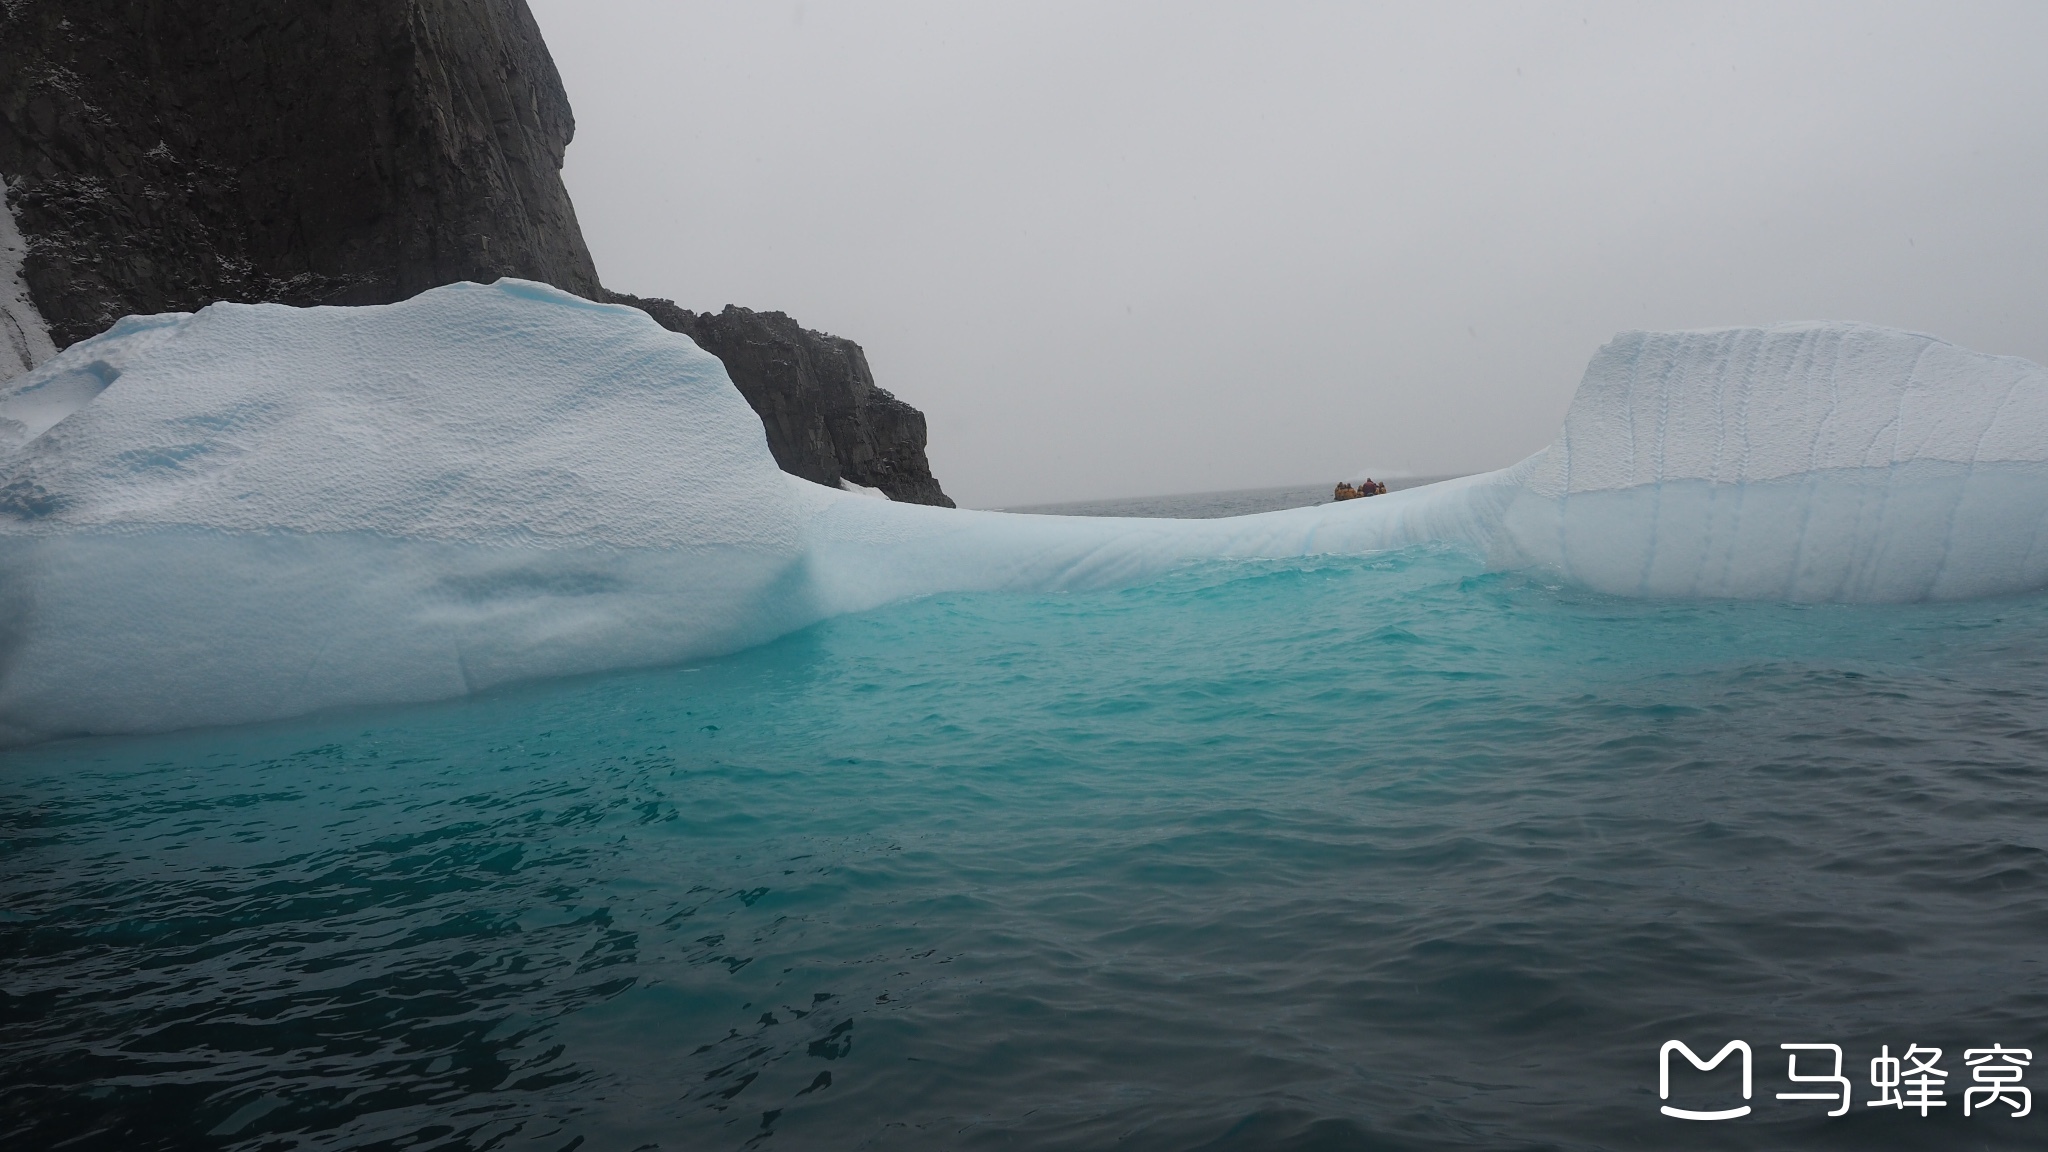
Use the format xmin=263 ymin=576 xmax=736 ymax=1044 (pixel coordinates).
xmin=0 ymin=176 xmax=58 ymax=386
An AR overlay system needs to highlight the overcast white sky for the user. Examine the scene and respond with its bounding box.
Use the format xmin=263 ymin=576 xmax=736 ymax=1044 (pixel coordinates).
xmin=528 ymin=1 xmax=2048 ymax=508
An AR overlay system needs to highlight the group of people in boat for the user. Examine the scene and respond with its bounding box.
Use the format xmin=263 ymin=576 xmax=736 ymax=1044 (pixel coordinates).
xmin=1331 ymin=478 xmax=1389 ymax=501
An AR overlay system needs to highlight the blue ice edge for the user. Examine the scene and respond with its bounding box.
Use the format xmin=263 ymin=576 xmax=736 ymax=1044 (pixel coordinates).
xmin=2 ymin=282 xmax=2045 ymax=743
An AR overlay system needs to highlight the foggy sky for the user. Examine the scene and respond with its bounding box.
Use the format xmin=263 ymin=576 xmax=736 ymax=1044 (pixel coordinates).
xmin=527 ymin=1 xmax=2048 ymax=508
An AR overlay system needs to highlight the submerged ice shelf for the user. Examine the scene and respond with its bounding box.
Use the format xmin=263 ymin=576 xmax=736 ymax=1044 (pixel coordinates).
xmin=3 ymin=281 xmax=2046 ymax=743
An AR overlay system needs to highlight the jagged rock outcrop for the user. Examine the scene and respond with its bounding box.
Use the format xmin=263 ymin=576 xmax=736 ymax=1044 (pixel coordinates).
xmin=0 ymin=0 xmax=951 ymax=503
xmin=609 ymin=293 xmax=953 ymax=506
xmin=0 ymin=0 xmax=602 ymax=350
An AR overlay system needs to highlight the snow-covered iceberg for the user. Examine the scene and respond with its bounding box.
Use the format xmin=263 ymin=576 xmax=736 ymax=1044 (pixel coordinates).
xmin=2 ymin=281 xmax=2044 ymax=743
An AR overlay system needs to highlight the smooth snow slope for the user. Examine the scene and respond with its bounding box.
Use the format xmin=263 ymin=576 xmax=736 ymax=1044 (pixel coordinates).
xmin=2 ymin=282 xmax=2044 ymax=743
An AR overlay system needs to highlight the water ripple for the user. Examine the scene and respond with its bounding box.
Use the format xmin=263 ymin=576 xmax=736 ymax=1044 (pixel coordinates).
xmin=5 ymin=551 xmax=2048 ymax=1149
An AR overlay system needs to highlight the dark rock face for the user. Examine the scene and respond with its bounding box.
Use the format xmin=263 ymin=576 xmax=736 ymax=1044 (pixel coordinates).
xmin=0 ymin=0 xmax=601 ymax=348
xmin=610 ymin=292 xmax=954 ymax=507
xmin=1 ymin=0 xmax=951 ymax=503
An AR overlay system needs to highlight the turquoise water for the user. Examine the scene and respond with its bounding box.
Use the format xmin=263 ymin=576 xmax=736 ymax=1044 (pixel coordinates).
xmin=6 ymin=546 xmax=2048 ymax=1150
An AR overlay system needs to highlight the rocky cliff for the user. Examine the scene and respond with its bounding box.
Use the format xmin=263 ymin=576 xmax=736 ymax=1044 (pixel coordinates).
xmin=0 ymin=0 xmax=949 ymax=505
xmin=0 ymin=0 xmax=603 ymax=350
xmin=608 ymin=293 xmax=953 ymax=506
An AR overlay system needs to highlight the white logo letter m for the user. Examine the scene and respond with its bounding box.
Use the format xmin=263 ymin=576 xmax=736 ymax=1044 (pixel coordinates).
xmin=1660 ymin=1040 xmax=1752 ymax=1120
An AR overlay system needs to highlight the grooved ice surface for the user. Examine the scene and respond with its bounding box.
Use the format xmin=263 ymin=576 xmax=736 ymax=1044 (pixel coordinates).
xmin=2 ymin=286 xmax=2044 ymax=743
xmin=1496 ymin=324 xmax=2048 ymax=600
xmin=1521 ymin=323 xmax=2048 ymax=495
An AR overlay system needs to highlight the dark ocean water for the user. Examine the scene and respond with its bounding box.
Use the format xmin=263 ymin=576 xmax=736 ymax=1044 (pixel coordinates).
xmin=5 ymin=542 xmax=2048 ymax=1151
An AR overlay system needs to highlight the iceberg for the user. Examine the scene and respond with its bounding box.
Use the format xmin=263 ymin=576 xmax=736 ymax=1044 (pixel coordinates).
xmin=0 ymin=282 xmax=814 ymax=744
xmin=1492 ymin=323 xmax=2048 ymax=601
xmin=2 ymin=281 xmax=2044 ymax=743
